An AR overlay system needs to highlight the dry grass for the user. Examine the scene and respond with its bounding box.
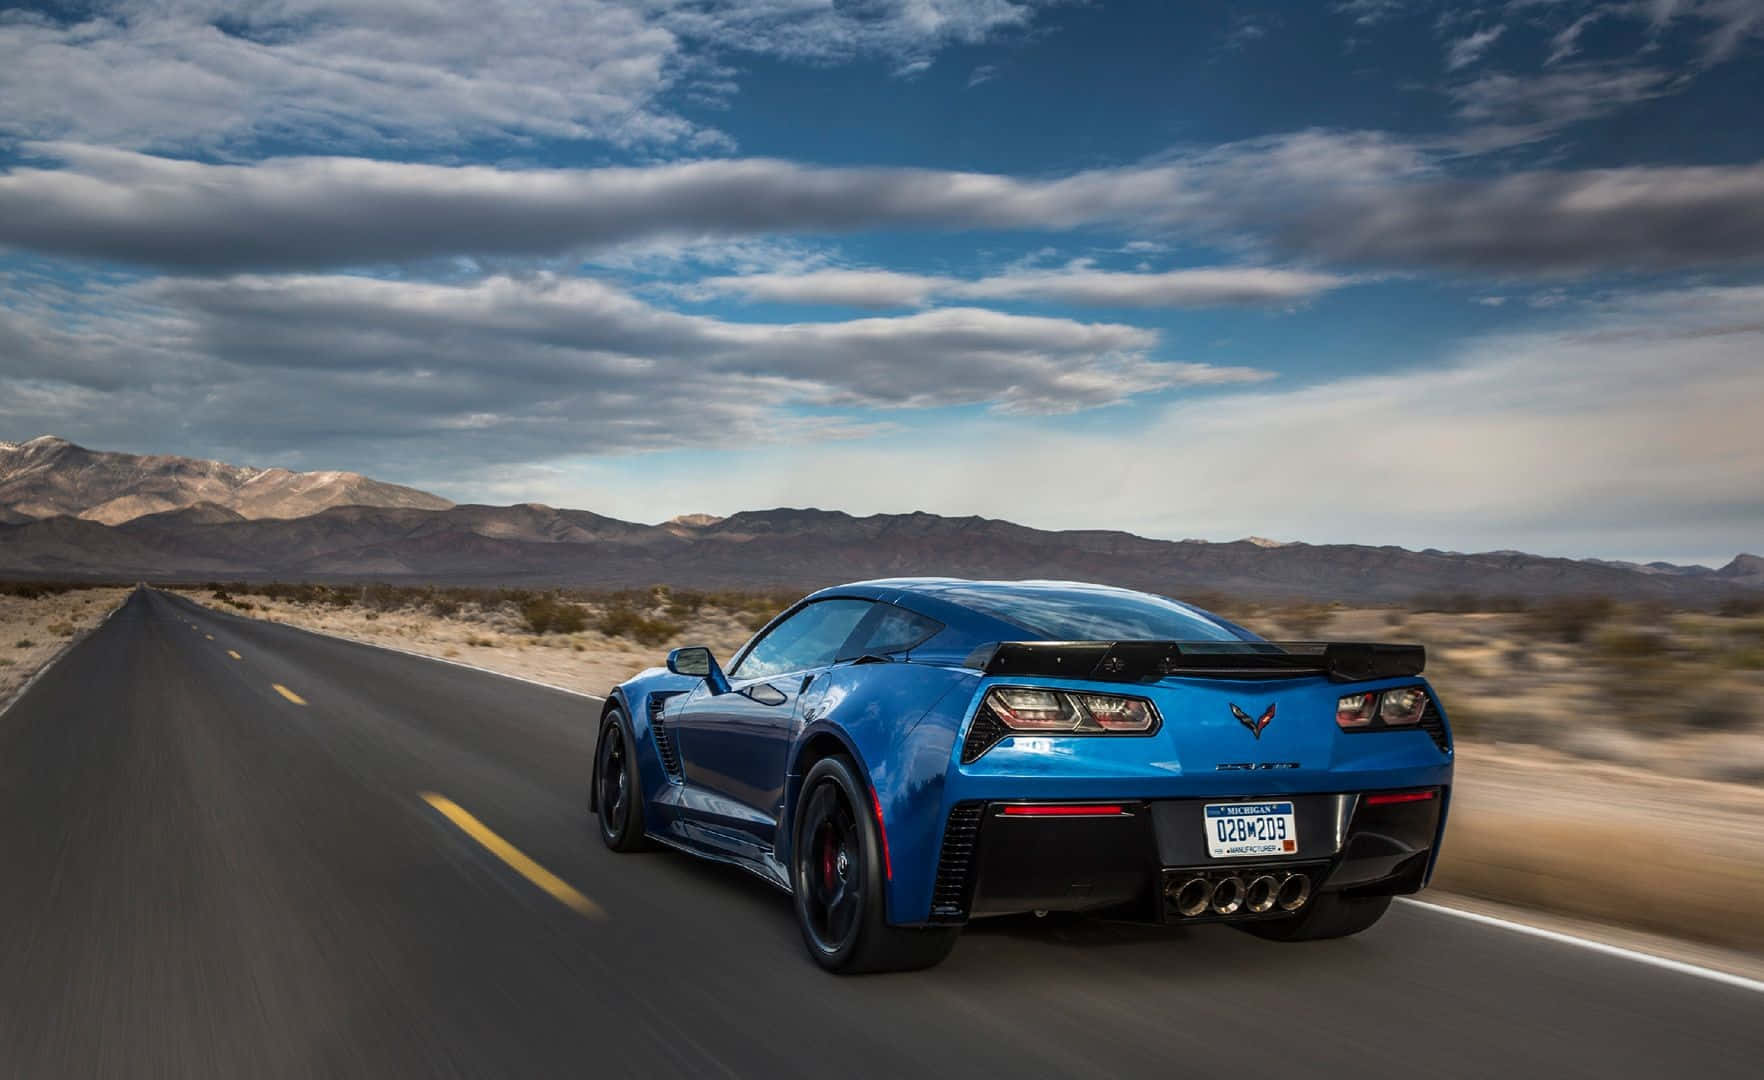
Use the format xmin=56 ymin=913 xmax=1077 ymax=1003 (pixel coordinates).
xmin=0 ymin=586 xmax=132 ymax=704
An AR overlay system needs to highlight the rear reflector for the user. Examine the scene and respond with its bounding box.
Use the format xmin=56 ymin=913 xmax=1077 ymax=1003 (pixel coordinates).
xmin=1364 ymin=790 xmax=1435 ymax=806
xmin=1000 ymin=804 xmax=1126 ymax=817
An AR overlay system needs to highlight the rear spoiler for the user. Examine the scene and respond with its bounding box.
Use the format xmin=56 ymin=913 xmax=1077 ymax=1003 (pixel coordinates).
xmin=968 ymin=640 xmax=1425 ymax=683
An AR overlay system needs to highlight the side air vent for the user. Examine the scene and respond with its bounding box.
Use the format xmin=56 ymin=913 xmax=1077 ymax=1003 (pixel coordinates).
xmin=647 ymin=694 xmax=685 ymax=782
xmin=960 ymin=705 xmax=1008 ymax=763
xmin=930 ymin=803 xmax=985 ymax=921
xmin=1419 ymin=696 xmax=1451 ymax=754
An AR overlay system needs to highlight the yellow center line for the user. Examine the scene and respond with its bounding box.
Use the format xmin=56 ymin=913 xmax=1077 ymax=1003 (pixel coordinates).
xmin=227 ymin=650 xmax=242 ymax=660
xmin=420 ymin=792 xmax=604 ymax=919
xmin=205 ymin=633 xmax=214 ymax=640
xmin=271 ymin=683 xmax=307 ymax=705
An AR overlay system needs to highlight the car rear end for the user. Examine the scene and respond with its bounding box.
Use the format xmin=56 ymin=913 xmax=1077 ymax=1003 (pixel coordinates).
xmin=921 ymin=644 xmax=1452 ymax=930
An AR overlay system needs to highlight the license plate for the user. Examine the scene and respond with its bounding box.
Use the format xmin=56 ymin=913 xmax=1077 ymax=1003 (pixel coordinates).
xmin=1204 ymin=801 xmax=1298 ymax=858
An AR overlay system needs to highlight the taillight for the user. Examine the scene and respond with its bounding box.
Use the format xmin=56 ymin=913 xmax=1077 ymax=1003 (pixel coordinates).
xmin=1378 ymin=687 xmax=1428 ymax=726
xmin=988 ymin=688 xmax=1075 ymax=730
xmin=1337 ymin=687 xmax=1432 ymax=732
xmin=980 ymin=687 xmax=1160 ymax=735
xmin=1336 ymin=692 xmax=1377 ymax=729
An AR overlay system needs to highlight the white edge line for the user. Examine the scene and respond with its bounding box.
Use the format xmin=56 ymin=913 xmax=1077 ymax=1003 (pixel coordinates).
xmin=0 ymin=590 xmax=132 ymax=721
xmin=154 ymin=589 xmax=607 ymax=703
xmin=1398 ymin=898 xmax=1764 ymax=995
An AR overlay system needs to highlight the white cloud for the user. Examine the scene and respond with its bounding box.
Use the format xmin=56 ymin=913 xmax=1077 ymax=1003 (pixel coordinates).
xmin=508 ymin=287 xmax=1764 ymax=561
xmin=1446 ymin=25 xmax=1506 ymax=70
xmin=1445 ymin=64 xmax=1680 ymax=150
xmin=0 ymin=270 xmax=1269 ymax=466
xmin=688 ymin=263 xmax=1354 ymax=309
xmin=6 ymin=128 xmax=1764 ymax=278
xmin=0 ymin=1 xmax=1055 ymax=154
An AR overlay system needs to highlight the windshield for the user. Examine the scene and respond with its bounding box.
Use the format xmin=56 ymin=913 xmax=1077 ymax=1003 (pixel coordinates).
xmin=940 ymin=583 xmax=1248 ymax=642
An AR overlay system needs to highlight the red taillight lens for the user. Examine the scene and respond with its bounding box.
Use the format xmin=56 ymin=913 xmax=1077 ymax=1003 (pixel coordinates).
xmin=1000 ymin=804 xmax=1127 ymax=817
xmin=1338 ymin=687 xmax=1431 ymax=731
xmin=982 ymin=687 xmax=1160 ymax=735
xmin=1365 ymin=789 xmax=1435 ymax=806
xmin=1336 ymin=692 xmax=1377 ymax=729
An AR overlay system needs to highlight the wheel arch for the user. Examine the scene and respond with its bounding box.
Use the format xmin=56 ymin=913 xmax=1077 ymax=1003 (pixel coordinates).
xmin=782 ymin=723 xmax=869 ymax=871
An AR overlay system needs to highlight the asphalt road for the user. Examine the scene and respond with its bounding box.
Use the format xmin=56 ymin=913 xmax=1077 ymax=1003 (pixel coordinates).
xmin=2 ymin=588 xmax=1759 ymax=1079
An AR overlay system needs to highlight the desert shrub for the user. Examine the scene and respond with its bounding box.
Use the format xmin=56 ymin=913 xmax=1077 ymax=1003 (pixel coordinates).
xmin=1594 ymin=627 xmax=1667 ymax=661
xmin=227 ymin=599 xmax=254 ymax=611
xmin=430 ymin=596 xmax=461 ymax=618
xmin=1718 ymin=592 xmax=1764 ymax=617
xmin=15 ymin=638 xmax=35 ymax=648
xmin=521 ymin=594 xmax=589 ymax=635
xmin=211 ymin=587 xmax=232 ymax=601
xmin=1 ymin=582 xmax=71 ymax=599
xmin=1410 ymin=591 xmax=1530 ymax=614
xmin=1680 ymin=688 xmax=1759 ymax=733
xmin=1523 ymin=595 xmax=1615 ymax=643
xmin=0 ymin=657 xmax=12 ymax=667
xmin=1276 ymin=603 xmax=1335 ymax=639
xmin=597 ymin=605 xmax=681 ymax=644
xmin=48 ymin=622 xmax=74 ymax=637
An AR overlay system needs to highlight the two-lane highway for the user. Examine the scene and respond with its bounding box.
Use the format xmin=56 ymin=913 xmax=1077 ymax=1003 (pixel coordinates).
xmin=2 ymin=589 xmax=1759 ymax=1078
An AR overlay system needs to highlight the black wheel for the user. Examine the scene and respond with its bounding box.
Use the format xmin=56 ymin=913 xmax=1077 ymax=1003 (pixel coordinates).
xmin=791 ymin=755 xmax=958 ymax=974
xmin=1236 ymin=892 xmax=1391 ymax=941
xmin=594 ymin=710 xmax=652 ymax=852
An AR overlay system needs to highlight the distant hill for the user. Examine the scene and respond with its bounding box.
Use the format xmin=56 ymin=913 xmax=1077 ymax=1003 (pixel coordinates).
xmin=1 ymin=437 xmax=1756 ymax=603
xmin=0 ymin=436 xmax=453 ymax=524
xmin=1 ymin=496 xmax=1758 ymax=606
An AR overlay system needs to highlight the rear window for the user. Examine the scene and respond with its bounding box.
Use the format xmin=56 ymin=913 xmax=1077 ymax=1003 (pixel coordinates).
xmin=943 ymin=584 xmax=1244 ymax=642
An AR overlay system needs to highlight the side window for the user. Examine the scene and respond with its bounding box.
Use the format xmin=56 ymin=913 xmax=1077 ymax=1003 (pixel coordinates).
xmin=731 ymin=599 xmax=873 ymax=681
xmin=850 ymin=605 xmax=943 ymax=657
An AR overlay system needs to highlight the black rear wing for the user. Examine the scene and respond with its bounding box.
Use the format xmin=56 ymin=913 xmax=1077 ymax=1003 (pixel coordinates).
xmin=968 ymin=640 xmax=1425 ymax=683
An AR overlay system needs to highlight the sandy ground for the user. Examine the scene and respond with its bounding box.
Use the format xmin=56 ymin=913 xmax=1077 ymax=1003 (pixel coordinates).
xmin=0 ymin=588 xmax=132 ymax=707
xmin=172 ymin=589 xmax=1764 ymax=954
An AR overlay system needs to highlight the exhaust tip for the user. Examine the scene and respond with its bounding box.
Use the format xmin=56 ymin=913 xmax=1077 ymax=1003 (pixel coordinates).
xmin=1209 ymin=876 xmax=1245 ymax=916
xmin=1244 ymin=874 xmax=1279 ymax=914
xmin=1170 ymin=877 xmax=1212 ymax=918
xmin=1276 ymin=873 xmax=1312 ymax=912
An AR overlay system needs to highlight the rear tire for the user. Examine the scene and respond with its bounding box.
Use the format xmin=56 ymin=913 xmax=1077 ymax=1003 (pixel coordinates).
xmin=791 ymin=755 xmax=958 ymax=974
xmin=594 ymin=710 xmax=653 ymax=852
xmin=1236 ymin=892 xmax=1391 ymax=941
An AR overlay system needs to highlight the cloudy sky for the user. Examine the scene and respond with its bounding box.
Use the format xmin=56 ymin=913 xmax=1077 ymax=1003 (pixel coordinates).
xmin=3 ymin=1 xmax=1762 ymax=565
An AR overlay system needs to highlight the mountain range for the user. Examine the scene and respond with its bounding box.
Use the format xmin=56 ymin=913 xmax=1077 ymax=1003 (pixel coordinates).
xmin=1 ymin=437 xmax=1758 ymax=603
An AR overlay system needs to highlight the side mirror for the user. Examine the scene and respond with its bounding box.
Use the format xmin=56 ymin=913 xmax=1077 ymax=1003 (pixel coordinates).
xmin=667 ymin=646 xmax=730 ymax=695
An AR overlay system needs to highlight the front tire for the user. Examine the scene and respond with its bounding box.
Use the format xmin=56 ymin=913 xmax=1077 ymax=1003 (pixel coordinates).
xmin=594 ymin=710 xmax=652 ymax=852
xmin=791 ymin=755 xmax=958 ymax=974
xmin=1236 ymin=892 xmax=1391 ymax=941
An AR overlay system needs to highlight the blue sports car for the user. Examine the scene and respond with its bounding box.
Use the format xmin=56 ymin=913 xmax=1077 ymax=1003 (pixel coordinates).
xmin=590 ymin=579 xmax=1452 ymax=973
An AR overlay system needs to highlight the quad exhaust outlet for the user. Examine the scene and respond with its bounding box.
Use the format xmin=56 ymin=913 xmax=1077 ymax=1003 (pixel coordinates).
xmin=1165 ymin=872 xmax=1312 ymax=920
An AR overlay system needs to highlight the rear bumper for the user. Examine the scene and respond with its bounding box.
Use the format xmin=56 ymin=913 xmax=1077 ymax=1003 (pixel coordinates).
xmin=923 ymin=788 xmax=1446 ymax=925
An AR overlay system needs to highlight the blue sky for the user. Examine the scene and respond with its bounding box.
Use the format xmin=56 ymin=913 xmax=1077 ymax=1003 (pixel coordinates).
xmin=2 ymin=1 xmax=1762 ymax=565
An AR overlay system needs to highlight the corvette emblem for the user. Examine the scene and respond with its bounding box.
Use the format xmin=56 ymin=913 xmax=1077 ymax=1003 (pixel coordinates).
xmin=1230 ymin=702 xmax=1275 ymax=740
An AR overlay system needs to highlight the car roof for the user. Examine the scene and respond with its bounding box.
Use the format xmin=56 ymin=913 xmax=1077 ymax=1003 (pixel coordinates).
xmin=831 ymin=577 xmax=1160 ymax=605
xmin=798 ymin=577 xmax=1249 ymax=648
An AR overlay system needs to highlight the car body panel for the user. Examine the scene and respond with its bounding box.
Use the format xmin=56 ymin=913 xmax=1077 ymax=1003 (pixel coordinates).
xmin=597 ymin=578 xmax=1454 ymax=928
